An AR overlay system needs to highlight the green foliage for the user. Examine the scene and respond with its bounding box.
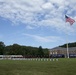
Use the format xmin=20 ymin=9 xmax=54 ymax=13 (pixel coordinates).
xmin=0 ymin=41 xmax=49 ymax=57
xmin=0 ymin=42 xmax=5 ymax=55
xmin=43 ymin=48 xmax=49 ymax=57
xmin=60 ymin=42 xmax=76 ymax=48
xmin=37 ymin=46 xmax=44 ymax=57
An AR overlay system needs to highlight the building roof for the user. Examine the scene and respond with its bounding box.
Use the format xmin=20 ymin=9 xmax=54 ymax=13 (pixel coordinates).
xmin=50 ymin=47 xmax=76 ymax=51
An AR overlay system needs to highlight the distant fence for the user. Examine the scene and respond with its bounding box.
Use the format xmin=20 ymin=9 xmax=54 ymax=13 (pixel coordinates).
xmin=0 ymin=54 xmax=76 ymax=59
xmin=23 ymin=55 xmax=49 ymax=58
xmin=0 ymin=55 xmax=49 ymax=59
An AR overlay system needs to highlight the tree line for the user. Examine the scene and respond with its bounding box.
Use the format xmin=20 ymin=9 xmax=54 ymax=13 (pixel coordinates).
xmin=0 ymin=41 xmax=49 ymax=58
xmin=59 ymin=42 xmax=76 ymax=48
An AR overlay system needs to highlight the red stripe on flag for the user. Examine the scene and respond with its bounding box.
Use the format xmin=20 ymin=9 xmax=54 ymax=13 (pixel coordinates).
xmin=65 ymin=15 xmax=75 ymax=25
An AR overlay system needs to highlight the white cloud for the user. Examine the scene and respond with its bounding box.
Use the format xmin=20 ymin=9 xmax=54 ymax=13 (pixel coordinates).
xmin=26 ymin=25 xmax=34 ymax=29
xmin=23 ymin=33 xmax=64 ymax=43
xmin=42 ymin=2 xmax=54 ymax=10
xmin=0 ymin=0 xmax=76 ymax=33
xmin=49 ymin=0 xmax=64 ymax=6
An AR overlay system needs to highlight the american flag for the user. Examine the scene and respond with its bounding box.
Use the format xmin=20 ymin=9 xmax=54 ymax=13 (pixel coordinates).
xmin=65 ymin=15 xmax=75 ymax=25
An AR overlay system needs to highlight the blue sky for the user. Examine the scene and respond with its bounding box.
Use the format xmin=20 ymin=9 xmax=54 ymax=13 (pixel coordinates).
xmin=0 ymin=0 xmax=76 ymax=48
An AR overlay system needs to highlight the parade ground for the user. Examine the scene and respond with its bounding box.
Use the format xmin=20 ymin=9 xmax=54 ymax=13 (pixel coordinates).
xmin=0 ymin=58 xmax=76 ymax=75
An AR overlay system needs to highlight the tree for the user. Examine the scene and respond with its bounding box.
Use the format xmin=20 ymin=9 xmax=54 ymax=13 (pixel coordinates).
xmin=38 ymin=46 xmax=44 ymax=58
xmin=0 ymin=41 xmax=5 ymax=55
xmin=43 ymin=48 xmax=49 ymax=58
xmin=7 ymin=44 xmax=22 ymax=55
xmin=0 ymin=41 xmax=49 ymax=58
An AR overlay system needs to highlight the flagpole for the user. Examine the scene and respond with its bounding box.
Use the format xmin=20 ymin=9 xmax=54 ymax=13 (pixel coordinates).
xmin=65 ymin=24 xmax=69 ymax=58
xmin=65 ymin=16 xmax=69 ymax=58
xmin=65 ymin=15 xmax=75 ymax=58
xmin=66 ymin=36 xmax=69 ymax=58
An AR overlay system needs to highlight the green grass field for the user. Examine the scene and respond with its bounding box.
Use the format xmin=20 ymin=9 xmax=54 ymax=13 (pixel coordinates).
xmin=0 ymin=58 xmax=76 ymax=75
